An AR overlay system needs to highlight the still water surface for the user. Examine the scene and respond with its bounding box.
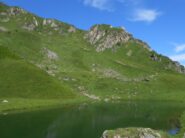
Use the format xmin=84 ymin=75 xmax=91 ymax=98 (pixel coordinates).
xmin=0 ymin=101 xmax=184 ymax=138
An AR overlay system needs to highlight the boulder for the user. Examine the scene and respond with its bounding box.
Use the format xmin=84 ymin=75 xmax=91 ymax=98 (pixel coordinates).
xmin=101 ymin=128 xmax=168 ymax=138
xmin=2 ymin=100 xmax=8 ymax=103
xmin=0 ymin=26 xmax=8 ymax=32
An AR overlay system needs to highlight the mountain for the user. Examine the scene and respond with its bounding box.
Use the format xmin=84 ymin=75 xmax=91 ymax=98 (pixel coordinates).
xmin=1 ymin=2 xmax=185 ymax=111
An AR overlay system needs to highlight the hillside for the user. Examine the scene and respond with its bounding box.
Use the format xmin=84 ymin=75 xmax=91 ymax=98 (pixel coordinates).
xmin=0 ymin=2 xmax=185 ymax=113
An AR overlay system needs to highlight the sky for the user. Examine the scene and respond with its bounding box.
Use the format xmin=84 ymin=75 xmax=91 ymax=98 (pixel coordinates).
xmin=1 ymin=0 xmax=185 ymax=65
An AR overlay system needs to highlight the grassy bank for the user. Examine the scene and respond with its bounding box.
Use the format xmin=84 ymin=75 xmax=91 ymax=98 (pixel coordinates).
xmin=0 ymin=97 xmax=88 ymax=113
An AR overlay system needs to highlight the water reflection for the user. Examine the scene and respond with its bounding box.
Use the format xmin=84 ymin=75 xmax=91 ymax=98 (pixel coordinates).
xmin=0 ymin=101 xmax=184 ymax=138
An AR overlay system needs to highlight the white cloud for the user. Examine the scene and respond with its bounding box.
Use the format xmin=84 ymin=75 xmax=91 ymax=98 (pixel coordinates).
xmin=83 ymin=0 xmax=113 ymax=11
xmin=130 ymin=9 xmax=161 ymax=23
xmin=174 ymin=43 xmax=185 ymax=53
xmin=117 ymin=0 xmax=143 ymax=6
xmin=170 ymin=54 xmax=185 ymax=62
xmin=82 ymin=0 xmax=162 ymax=23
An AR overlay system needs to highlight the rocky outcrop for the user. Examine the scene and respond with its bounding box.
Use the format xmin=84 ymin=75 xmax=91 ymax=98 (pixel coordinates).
xmin=167 ymin=61 xmax=185 ymax=74
xmin=134 ymin=39 xmax=152 ymax=51
xmin=22 ymin=17 xmax=39 ymax=31
xmin=68 ymin=26 xmax=76 ymax=33
xmin=85 ymin=25 xmax=132 ymax=52
xmin=41 ymin=48 xmax=58 ymax=60
xmin=0 ymin=3 xmax=76 ymax=33
xmin=101 ymin=128 xmax=168 ymax=138
xmin=0 ymin=26 xmax=8 ymax=32
xmin=150 ymin=53 xmax=161 ymax=62
xmin=85 ymin=24 xmax=151 ymax=52
xmin=43 ymin=19 xmax=58 ymax=28
xmin=42 ymin=19 xmax=76 ymax=33
xmin=7 ymin=7 xmax=27 ymax=16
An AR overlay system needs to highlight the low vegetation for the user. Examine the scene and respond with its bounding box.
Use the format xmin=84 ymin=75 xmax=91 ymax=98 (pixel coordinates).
xmin=1 ymin=3 xmax=185 ymax=137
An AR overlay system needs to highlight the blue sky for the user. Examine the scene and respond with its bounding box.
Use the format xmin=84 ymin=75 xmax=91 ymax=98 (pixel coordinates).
xmin=2 ymin=0 xmax=185 ymax=65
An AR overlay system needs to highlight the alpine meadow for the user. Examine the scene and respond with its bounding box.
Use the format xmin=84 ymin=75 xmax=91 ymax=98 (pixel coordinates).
xmin=1 ymin=2 xmax=185 ymax=138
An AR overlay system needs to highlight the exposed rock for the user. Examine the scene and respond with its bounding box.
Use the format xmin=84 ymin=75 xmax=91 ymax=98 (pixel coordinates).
xmin=0 ymin=26 xmax=8 ymax=32
xmin=0 ymin=18 xmax=10 ymax=22
xmin=167 ymin=61 xmax=185 ymax=74
xmin=0 ymin=12 xmax=7 ymax=16
xmin=134 ymin=39 xmax=152 ymax=51
xmin=150 ymin=53 xmax=161 ymax=62
xmin=102 ymin=69 xmax=122 ymax=79
xmin=85 ymin=24 xmax=151 ymax=52
xmin=102 ymin=128 xmax=168 ymax=138
xmin=2 ymin=100 xmax=8 ymax=103
xmin=104 ymin=98 xmax=110 ymax=102
xmin=42 ymin=48 xmax=58 ymax=60
xmin=43 ymin=19 xmax=52 ymax=26
xmin=68 ymin=26 xmax=76 ymax=33
xmin=77 ymin=86 xmax=100 ymax=100
xmin=33 ymin=17 xmax=39 ymax=27
xmin=85 ymin=25 xmax=132 ymax=52
xmin=7 ymin=7 xmax=26 ymax=16
xmin=32 ymin=48 xmax=59 ymax=76
xmin=81 ymin=92 xmax=100 ymax=100
xmin=22 ymin=23 xmax=36 ymax=31
xmin=22 ymin=17 xmax=39 ymax=31
xmin=43 ymin=19 xmax=58 ymax=28
xmin=51 ymin=22 xmax=58 ymax=28
xmin=126 ymin=50 xmax=132 ymax=56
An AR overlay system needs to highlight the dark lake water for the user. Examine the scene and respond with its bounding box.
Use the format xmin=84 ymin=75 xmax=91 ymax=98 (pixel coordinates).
xmin=0 ymin=101 xmax=184 ymax=138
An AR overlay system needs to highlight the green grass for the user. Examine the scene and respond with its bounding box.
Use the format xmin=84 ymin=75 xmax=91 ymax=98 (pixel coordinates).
xmin=0 ymin=45 xmax=83 ymax=112
xmin=1 ymin=3 xmax=185 ymax=123
xmin=0 ymin=97 xmax=87 ymax=113
xmin=1 ymin=3 xmax=185 ymax=138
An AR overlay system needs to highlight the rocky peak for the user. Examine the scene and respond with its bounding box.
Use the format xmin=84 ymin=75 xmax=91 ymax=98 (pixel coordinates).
xmin=42 ymin=18 xmax=77 ymax=33
xmin=85 ymin=24 xmax=132 ymax=52
xmin=0 ymin=3 xmax=77 ymax=33
xmin=85 ymin=24 xmax=151 ymax=52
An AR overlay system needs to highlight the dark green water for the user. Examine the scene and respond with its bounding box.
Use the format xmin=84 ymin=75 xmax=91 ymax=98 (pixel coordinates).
xmin=0 ymin=101 xmax=184 ymax=138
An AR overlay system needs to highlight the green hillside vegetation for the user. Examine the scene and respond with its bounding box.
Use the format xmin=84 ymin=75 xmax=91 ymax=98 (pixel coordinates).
xmin=1 ymin=3 xmax=185 ymax=137
xmin=0 ymin=2 xmax=185 ymax=110
xmin=0 ymin=45 xmax=82 ymax=112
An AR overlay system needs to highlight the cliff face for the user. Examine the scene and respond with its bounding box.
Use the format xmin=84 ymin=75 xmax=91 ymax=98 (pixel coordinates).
xmin=85 ymin=25 xmax=132 ymax=52
xmin=85 ymin=24 xmax=151 ymax=52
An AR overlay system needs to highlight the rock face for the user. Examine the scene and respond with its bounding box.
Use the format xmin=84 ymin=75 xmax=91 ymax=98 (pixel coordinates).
xmin=7 ymin=7 xmax=27 ymax=16
xmin=0 ymin=3 xmax=77 ymax=33
xmin=85 ymin=25 xmax=132 ymax=52
xmin=167 ymin=61 xmax=185 ymax=74
xmin=101 ymin=128 xmax=168 ymax=138
xmin=85 ymin=24 xmax=151 ymax=52
xmin=42 ymin=48 xmax=58 ymax=60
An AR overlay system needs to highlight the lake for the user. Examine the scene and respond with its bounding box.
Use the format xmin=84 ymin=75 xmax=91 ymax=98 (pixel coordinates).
xmin=0 ymin=101 xmax=184 ymax=138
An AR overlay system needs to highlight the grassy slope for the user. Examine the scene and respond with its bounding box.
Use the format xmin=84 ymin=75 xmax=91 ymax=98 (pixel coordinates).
xmin=1 ymin=7 xmax=185 ymax=103
xmin=1 ymin=4 xmax=185 ymax=136
xmin=0 ymin=45 xmax=85 ymax=112
xmin=1 ymin=3 xmax=185 ymax=137
xmin=2 ymin=29 xmax=184 ymax=101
